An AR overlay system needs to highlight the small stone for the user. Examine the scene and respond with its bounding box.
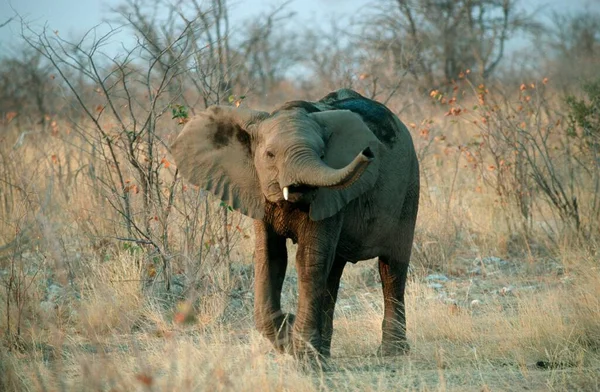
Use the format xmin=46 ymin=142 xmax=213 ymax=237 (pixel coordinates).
xmin=499 ymin=286 xmax=513 ymax=296
xmin=470 ymin=299 xmax=481 ymax=307
xmin=474 ymin=256 xmax=508 ymax=267
xmin=425 ymin=274 xmax=449 ymax=282
xmin=560 ymin=275 xmax=573 ymax=284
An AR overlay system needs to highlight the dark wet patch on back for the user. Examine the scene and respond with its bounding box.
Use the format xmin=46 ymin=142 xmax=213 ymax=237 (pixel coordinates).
xmin=272 ymin=100 xmax=322 ymax=115
xmin=320 ymin=89 xmax=361 ymax=104
xmin=320 ymin=91 xmax=339 ymax=102
xmin=328 ymin=98 xmax=398 ymax=146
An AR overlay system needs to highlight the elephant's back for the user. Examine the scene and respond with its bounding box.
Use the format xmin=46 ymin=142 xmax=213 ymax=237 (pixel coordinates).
xmin=274 ymin=88 xmax=410 ymax=150
xmin=318 ymin=89 xmax=411 ymax=150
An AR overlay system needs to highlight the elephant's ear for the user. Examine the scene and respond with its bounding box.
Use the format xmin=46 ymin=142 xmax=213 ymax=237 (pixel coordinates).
xmin=309 ymin=110 xmax=382 ymax=221
xmin=170 ymin=106 xmax=268 ymax=219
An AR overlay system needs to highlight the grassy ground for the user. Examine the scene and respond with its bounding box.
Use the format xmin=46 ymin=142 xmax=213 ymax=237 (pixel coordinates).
xmin=1 ymin=84 xmax=599 ymax=391
xmin=1 ymin=241 xmax=599 ymax=391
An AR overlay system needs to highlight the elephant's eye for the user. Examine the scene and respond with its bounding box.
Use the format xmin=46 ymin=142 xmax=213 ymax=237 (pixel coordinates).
xmin=266 ymin=150 xmax=275 ymax=159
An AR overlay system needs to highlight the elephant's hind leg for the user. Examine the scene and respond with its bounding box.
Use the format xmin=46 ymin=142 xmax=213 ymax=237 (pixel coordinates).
xmin=378 ymin=256 xmax=410 ymax=355
xmin=378 ymin=213 xmax=416 ymax=355
xmin=378 ymin=183 xmax=418 ymax=355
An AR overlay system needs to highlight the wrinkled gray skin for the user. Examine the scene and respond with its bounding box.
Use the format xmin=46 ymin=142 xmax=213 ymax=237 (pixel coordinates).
xmin=171 ymin=89 xmax=419 ymax=358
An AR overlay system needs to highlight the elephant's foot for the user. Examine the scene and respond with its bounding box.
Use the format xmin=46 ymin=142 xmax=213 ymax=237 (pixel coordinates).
xmin=296 ymin=352 xmax=331 ymax=373
xmin=272 ymin=313 xmax=295 ymax=353
xmin=320 ymin=330 xmax=334 ymax=358
xmin=290 ymin=328 xmax=326 ymax=360
xmin=290 ymin=336 xmax=332 ymax=372
xmin=320 ymin=347 xmax=332 ymax=359
xmin=377 ymin=340 xmax=410 ymax=356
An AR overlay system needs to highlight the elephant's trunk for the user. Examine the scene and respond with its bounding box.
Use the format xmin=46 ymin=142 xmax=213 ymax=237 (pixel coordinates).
xmin=283 ymin=147 xmax=374 ymax=195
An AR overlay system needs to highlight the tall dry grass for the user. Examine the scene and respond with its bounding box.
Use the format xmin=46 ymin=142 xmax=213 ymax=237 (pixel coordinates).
xmin=1 ymin=247 xmax=598 ymax=391
xmin=1 ymin=78 xmax=600 ymax=391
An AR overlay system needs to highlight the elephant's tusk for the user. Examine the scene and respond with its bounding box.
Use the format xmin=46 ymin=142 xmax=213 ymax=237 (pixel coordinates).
xmin=283 ymin=186 xmax=289 ymax=201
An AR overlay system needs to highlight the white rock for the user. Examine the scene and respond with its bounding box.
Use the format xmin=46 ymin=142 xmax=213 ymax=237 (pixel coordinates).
xmin=499 ymin=286 xmax=513 ymax=296
xmin=425 ymin=274 xmax=449 ymax=282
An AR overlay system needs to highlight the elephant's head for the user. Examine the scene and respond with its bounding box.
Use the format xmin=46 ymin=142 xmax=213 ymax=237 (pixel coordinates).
xmin=170 ymin=105 xmax=381 ymax=220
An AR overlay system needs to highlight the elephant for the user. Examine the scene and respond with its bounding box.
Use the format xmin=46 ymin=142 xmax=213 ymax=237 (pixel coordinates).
xmin=170 ymin=89 xmax=419 ymax=358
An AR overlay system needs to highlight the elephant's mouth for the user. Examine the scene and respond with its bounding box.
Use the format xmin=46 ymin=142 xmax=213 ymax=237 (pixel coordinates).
xmin=282 ymin=183 xmax=317 ymax=202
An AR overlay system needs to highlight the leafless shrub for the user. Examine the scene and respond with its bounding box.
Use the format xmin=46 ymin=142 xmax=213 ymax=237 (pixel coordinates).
xmin=12 ymin=0 xmax=248 ymax=293
xmin=437 ymin=76 xmax=600 ymax=246
xmin=363 ymin=0 xmax=540 ymax=87
xmin=234 ymin=1 xmax=299 ymax=97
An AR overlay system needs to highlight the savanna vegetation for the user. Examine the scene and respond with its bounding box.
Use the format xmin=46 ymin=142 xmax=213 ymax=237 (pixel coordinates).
xmin=0 ymin=0 xmax=599 ymax=390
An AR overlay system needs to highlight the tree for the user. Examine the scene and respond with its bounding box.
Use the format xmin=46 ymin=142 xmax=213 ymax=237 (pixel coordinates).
xmin=110 ymin=0 xmax=234 ymax=108
xmin=0 ymin=48 xmax=56 ymax=130
xmin=235 ymin=1 xmax=300 ymax=95
xmin=538 ymin=9 xmax=600 ymax=87
xmin=364 ymin=0 xmax=534 ymax=86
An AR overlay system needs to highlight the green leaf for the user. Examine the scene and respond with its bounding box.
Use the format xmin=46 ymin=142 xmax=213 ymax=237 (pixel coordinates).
xmin=171 ymin=104 xmax=189 ymax=120
xmin=219 ymin=200 xmax=235 ymax=212
xmin=123 ymin=242 xmax=141 ymax=254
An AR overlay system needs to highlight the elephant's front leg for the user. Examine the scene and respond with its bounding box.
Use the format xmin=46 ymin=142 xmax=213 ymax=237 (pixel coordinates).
xmin=321 ymin=257 xmax=346 ymax=358
xmin=293 ymin=215 xmax=342 ymax=357
xmin=253 ymin=221 xmax=294 ymax=352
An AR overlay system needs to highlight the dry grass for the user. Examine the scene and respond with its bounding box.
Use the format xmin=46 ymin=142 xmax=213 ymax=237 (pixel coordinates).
xmin=1 ymin=85 xmax=599 ymax=391
xmin=1 ymin=246 xmax=598 ymax=391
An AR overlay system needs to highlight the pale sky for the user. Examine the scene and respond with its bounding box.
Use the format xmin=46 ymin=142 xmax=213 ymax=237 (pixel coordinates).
xmin=0 ymin=0 xmax=370 ymax=55
xmin=0 ymin=0 xmax=597 ymax=57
